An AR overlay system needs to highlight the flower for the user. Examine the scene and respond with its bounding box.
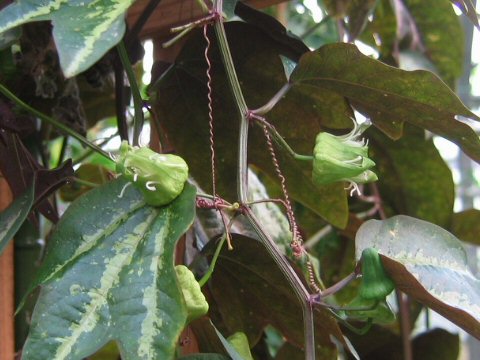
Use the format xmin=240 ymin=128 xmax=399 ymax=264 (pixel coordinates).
xmin=312 ymin=120 xmax=377 ymax=195
xmin=115 ymin=141 xmax=189 ymax=206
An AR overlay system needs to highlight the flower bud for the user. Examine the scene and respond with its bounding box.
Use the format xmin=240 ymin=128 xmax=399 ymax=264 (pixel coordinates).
xmin=175 ymin=265 xmax=209 ymax=322
xmin=359 ymin=248 xmax=395 ymax=301
xmin=312 ymin=121 xmax=377 ymax=194
xmin=116 ymin=141 xmax=188 ymax=206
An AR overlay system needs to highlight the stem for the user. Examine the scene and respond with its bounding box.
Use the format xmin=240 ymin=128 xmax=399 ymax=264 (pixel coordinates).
xmin=321 ymin=272 xmax=357 ymax=298
xmin=252 ymin=83 xmax=291 ymax=115
xmin=396 ymin=290 xmax=413 ymax=360
xmin=72 ymin=133 xmax=117 ymax=165
xmin=114 ymin=60 xmax=129 ymax=141
xmin=72 ymin=177 xmax=100 ymax=188
xmin=195 ymin=0 xmax=209 ymax=13
xmin=213 ymin=1 xmax=315 ymax=358
xmin=116 ymin=41 xmax=144 ymax=146
xmin=254 ymin=118 xmax=313 ymax=161
xmin=198 ymin=234 xmax=226 ymax=287
xmin=0 ymin=84 xmax=110 ymax=159
xmin=56 ymin=136 xmax=69 ymax=167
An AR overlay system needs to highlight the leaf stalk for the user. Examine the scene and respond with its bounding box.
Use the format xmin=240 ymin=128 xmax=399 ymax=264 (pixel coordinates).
xmin=0 ymin=84 xmax=110 ymax=159
xmin=116 ymin=41 xmax=144 ymax=146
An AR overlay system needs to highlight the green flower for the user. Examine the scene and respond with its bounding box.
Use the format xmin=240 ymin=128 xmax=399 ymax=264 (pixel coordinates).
xmin=312 ymin=121 xmax=377 ymax=195
xmin=115 ymin=141 xmax=188 ymax=206
xmin=342 ymin=248 xmax=396 ymax=325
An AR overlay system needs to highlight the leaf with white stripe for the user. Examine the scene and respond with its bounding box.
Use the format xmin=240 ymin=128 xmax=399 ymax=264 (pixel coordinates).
xmin=355 ymin=215 xmax=480 ymax=339
xmin=0 ymin=0 xmax=135 ymax=77
xmin=22 ymin=178 xmax=197 ymax=360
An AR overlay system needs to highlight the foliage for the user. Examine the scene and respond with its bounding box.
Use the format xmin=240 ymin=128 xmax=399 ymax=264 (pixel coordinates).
xmin=0 ymin=0 xmax=479 ymax=359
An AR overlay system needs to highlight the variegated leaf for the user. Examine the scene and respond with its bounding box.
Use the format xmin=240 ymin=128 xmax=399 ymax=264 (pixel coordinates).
xmin=0 ymin=0 xmax=135 ymax=77
xmin=355 ymin=215 xmax=480 ymax=339
xmin=22 ymin=178 xmax=197 ymax=360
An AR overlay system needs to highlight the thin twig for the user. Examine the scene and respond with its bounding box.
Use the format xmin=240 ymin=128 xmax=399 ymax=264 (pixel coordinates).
xmin=396 ymin=291 xmax=413 ymax=360
xmin=56 ymin=136 xmax=69 ymax=168
xmin=116 ymin=41 xmax=144 ymax=146
xmin=113 ymin=60 xmax=129 ymax=141
xmin=0 ymin=84 xmax=110 ymax=159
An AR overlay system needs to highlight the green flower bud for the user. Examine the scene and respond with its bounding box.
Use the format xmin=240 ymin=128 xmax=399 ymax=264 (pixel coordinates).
xmin=175 ymin=265 xmax=209 ymax=322
xmin=359 ymin=248 xmax=395 ymax=301
xmin=312 ymin=121 xmax=377 ymax=195
xmin=115 ymin=141 xmax=188 ymax=206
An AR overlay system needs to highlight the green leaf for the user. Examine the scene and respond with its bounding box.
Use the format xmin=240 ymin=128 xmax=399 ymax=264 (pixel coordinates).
xmin=89 ymin=341 xmax=119 ymax=360
xmin=22 ymin=178 xmax=197 ymax=360
xmin=403 ymin=0 xmax=464 ymax=85
xmin=0 ymin=184 xmax=34 ymax=255
xmin=450 ymin=209 xmax=480 ymax=245
xmin=153 ymin=22 xmax=349 ymax=228
xmin=355 ymin=215 xmax=480 ymax=339
xmin=0 ymin=0 xmax=135 ymax=77
xmin=369 ymin=126 xmax=455 ymax=227
xmin=207 ymin=234 xmax=342 ymax=359
xmin=290 ymin=43 xmax=480 ymax=163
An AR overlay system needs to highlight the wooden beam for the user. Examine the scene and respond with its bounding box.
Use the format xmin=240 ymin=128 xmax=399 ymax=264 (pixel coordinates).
xmin=127 ymin=0 xmax=287 ymax=40
xmin=0 ymin=176 xmax=15 ymax=360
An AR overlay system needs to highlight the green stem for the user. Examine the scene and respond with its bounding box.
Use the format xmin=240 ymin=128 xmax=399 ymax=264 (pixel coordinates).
xmin=212 ymin=3 xmax=316 ymax=358
xmin=117 ymin=41 xmax=144 ymax=146
xmin=195 ymin=0 xmax=209 ymax=13
xmin=72 ymin=177 xmax=100 ymax=188
xmin=72 ymin=133 xmax=117 ymax=165
xmin=322 ymin=272 xmax=357 ymax=297
xmin=260 ymin=121 xmax=314 ymax=161
xmin=252 ymin=83 xmax=291 ymax=115
xmin=0 ymin=84 xmax=110 ymax=159
xmin=330 ymin=312 xmax=373 ymax=335
xmin=198 ymin=234 xmax=226 ymax=287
